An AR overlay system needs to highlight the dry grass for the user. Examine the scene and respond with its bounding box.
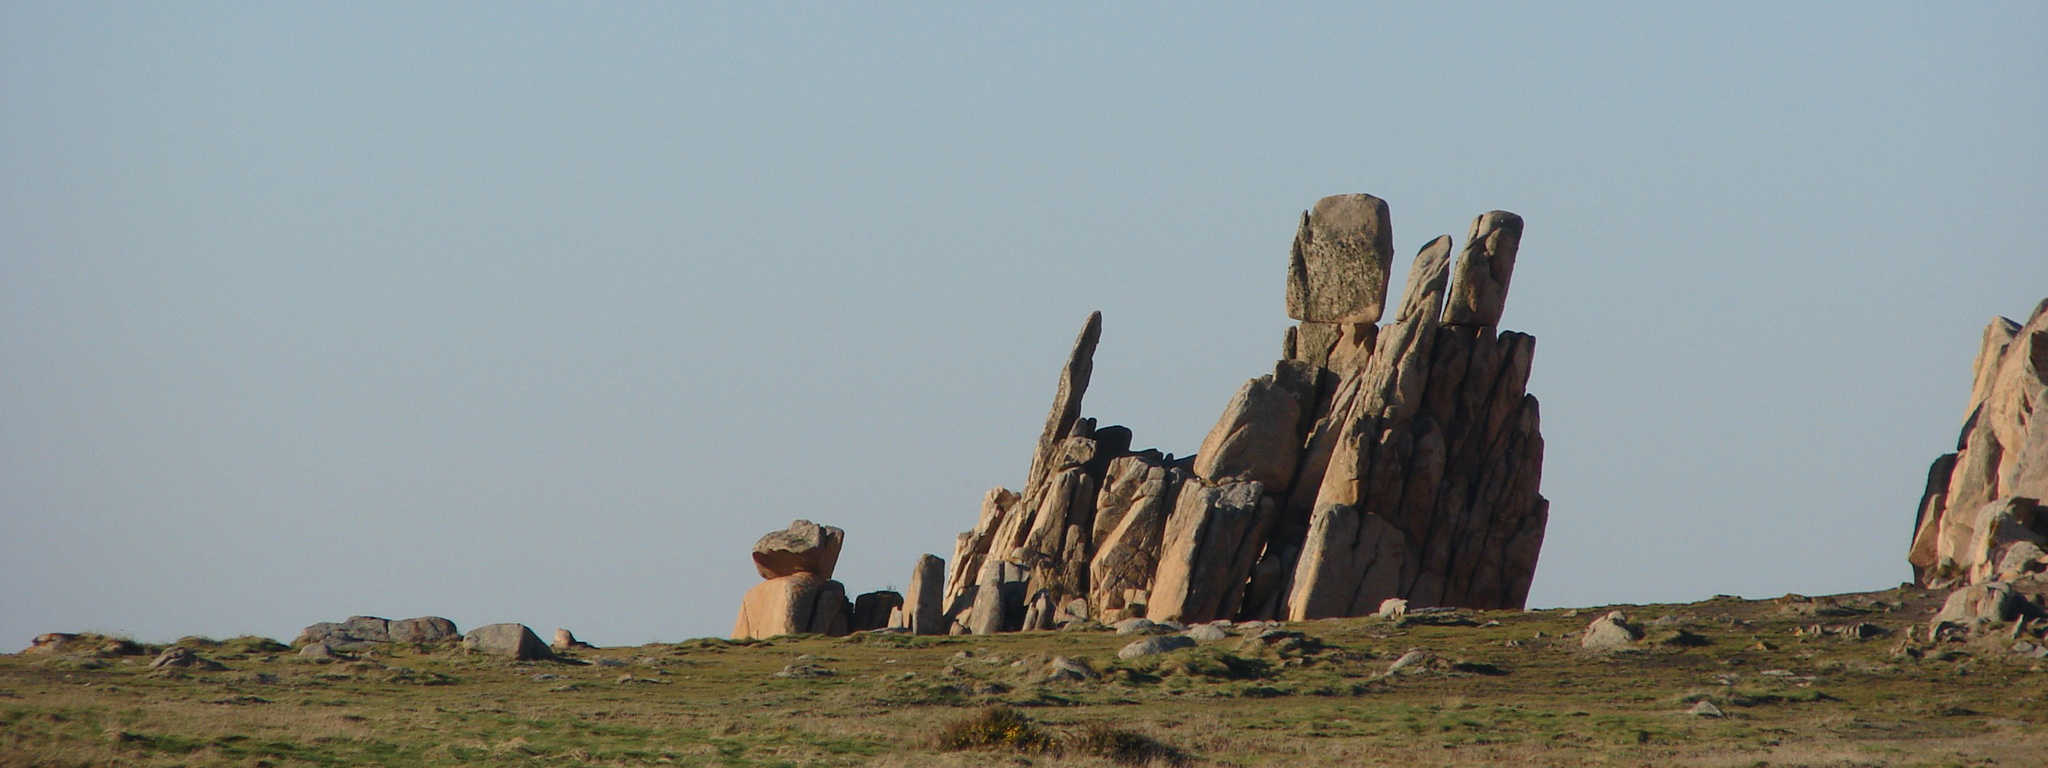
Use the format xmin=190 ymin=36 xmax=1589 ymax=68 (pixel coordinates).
xmin=3 ymin=584 xmax=2044 ymax=766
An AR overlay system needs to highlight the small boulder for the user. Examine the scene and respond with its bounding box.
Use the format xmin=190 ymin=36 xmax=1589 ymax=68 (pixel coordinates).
xmin=552 ymin=628 xmax=594 ymax=652
xmin=1385 ymin=650 xmax=1433 ymax=675
xmin=1930 ymin=582 xmax=2025 ymax=635
xmin=297 ymin=642 xmax=341 ymax=661
xmin=1183 ymin=623 xmax=1230 ymax=643
xmin=149 ymin=647 xmax=225 ymax=671
xmin=22 ymin=633 xmax=77 ymax=655
xmin=1687 ymin=700 xmax=1725 ymax=718
xmin=772 ymin=663 xmax=835 ymax=679
xmin=1113 ymin=618 xmax=1169 ymax=636
xmin=1581 ymin=611 xmax=1644 ymax=651
xmin=462 ymin=623 xmax=553 ymax=661
xmin=1118 ymin=635 xmax=1197 ymax=659
xmin=388 ymin=617 xmax=459 ymax=644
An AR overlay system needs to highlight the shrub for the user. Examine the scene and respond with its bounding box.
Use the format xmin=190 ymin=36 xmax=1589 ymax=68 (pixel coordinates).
xmin=933 ymin=706 xmax=1056 ymax=753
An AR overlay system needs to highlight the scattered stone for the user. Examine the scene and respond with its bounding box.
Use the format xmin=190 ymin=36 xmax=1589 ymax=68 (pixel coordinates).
xmin=1581 ymin=611 xmax=1644 ymax=651
xmin=772 ymin=663 xmax=835 ymax=679
xmin=1930 ymin=582 xmax=2025 ymax=635
xmin=1118 ymin=635 xmax=1197 ymax=660
xmin=462 ymin=624 xmax=553 ymax=661
xmin=1183 ymin=623 xmax=1230 ymax=643
xmin=531 ymin=673 xmax=563 ymax=681
xmin=552 ymin=628 xmax=594 ymax=652
xmin=1687 ymin=700 xmax=1726 ymax=718
xmin=149 ymin=647 xmax=224 ymax=671
xmin=1385 ymin=650 xmax=1432 ymax=675
xmin=299 ymin=616 xmax=457 ymax=649
xmin=297 ymin=643 xmax=341 ymax=661
xmin=1114 ymin=618 xmax=1169 ymax=636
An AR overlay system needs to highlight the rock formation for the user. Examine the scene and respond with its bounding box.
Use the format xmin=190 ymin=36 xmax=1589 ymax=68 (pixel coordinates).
xmin=295 ymin=615 xmax=459 ymax=649
xmin=924 ymin=194 xmax=1548 ymax=633
xmin=732 ymin=519 xmax=853 ymax=639
xmin=1909 ymin=300 xmax=2048 ymax=587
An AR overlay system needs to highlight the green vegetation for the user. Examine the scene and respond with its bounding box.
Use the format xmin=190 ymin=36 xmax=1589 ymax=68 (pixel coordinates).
xmin=2 ymin=585 xmax=2042 ymax=766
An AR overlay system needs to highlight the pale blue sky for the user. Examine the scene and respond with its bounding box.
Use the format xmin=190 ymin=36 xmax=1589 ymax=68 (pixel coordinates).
xmin=3 ymin=3 xmax=2043 ymax=646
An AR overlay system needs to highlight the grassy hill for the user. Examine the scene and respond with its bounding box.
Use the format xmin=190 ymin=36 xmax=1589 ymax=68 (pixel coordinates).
xmin=3 ymin=584 xmax=2040 ymax=767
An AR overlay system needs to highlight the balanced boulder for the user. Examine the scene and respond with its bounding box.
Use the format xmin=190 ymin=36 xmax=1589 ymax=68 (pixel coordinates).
xmin=752 ymin=519 xmax=845 ymax=580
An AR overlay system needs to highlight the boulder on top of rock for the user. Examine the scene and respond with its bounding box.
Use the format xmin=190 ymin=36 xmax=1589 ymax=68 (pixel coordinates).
xmin=1581 ymin=611 xmax=1643 ymax=651
xmin=1287 ymin=193 xmax=1394 ymax=324
xmin=752 ymin=520 xmax=846 ymax=580
xmin=462 ymin=623 xmax=554 ymax=661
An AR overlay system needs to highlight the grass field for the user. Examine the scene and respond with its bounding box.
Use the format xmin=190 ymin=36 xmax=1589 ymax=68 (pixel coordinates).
xmin=3 ymin=584 xmax=2040 ymax=767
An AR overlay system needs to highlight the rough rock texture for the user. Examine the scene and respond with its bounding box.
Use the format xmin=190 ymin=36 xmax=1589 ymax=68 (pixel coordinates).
xmin=22 ymin=633 xmax=77 ymax=655
xmin=551 ymin=628 xmax=593 ymax=651
xmin=1286 ymin=194 xmax=1394 ymax=324
xmin=149 ymin=646 xmax=225 ymax=671
xmin=934 ymin=194 xmax=1548 ymax=633
xmin=732 ymin=572 xmax=850 ymax=639
xmin=462 ymin=623 xmax=553 ymax=660
xmin=1581 ymin=611 xmax=1643 ymax=651
xmin=1908 ymin=300 xmax=2048 ymax=587
xmin=752 ymin=520 xmax=845 ymax=580
xmin=298 ymin=616 xmax=457 ymax=649
xmin=389 ymin=617 xmax=459 ymax=644
xmin=901 ymin=554 xmax=947 ymax=635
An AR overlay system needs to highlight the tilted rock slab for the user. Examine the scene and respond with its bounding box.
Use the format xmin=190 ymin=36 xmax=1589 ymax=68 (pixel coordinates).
xmin=1908 ymin=299 xmax=2048 ymax=587
xmin=1287 ymin=194 xmax=1394 ymax=324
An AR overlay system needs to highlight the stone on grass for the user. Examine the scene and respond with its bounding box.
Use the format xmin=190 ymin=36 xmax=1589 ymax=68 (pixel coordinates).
xmin=1113 ymin=618 xmax=1169 ymax=636
xmin=462 ymin=623 xmax=554 ymax=661
xmin=1687 ymin=700 xmax=1725 ymax=718
xmin=388 ymin=617 xmax=459 ymax=644
xmin=1184 ymin=623 xmax=1230 ymax=643
xmin=149 ymin=647 xmax=225 ymax=671
xmin=1377 ymin=598 xmax=1409 ymax=620
xmin=1118 ymin=635 xmax=1197 ymax=660
xmin=1581 ymin=611 xmax=1644 ymax=651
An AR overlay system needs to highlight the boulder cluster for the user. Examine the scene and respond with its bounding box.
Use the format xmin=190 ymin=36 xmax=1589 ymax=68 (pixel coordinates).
xmin=1908 ymin=299 xmax=2048 ymax=588
xmin=731 ymin=520 xmax=857 ymax=639
xmin=895 ymin=194 xmax=1547 ymax=636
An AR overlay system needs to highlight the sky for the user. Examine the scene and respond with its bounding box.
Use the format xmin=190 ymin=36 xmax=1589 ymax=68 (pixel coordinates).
xmin=2 ymin=3 xmax=2044 ymax=647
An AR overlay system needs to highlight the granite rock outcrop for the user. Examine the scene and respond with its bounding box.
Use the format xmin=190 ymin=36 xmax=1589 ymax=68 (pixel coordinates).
xmin=924 ymin=194 xmax=1549 ymax=633
xmin=1909 ymin=300 xmax=2048 ymax=588
xmin=733 ymin=520 xmax=854 ymax=639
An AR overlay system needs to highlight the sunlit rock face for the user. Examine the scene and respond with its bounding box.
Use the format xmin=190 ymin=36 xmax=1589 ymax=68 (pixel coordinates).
xmin=930 ymin=195 xmax=1549 ymax=635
